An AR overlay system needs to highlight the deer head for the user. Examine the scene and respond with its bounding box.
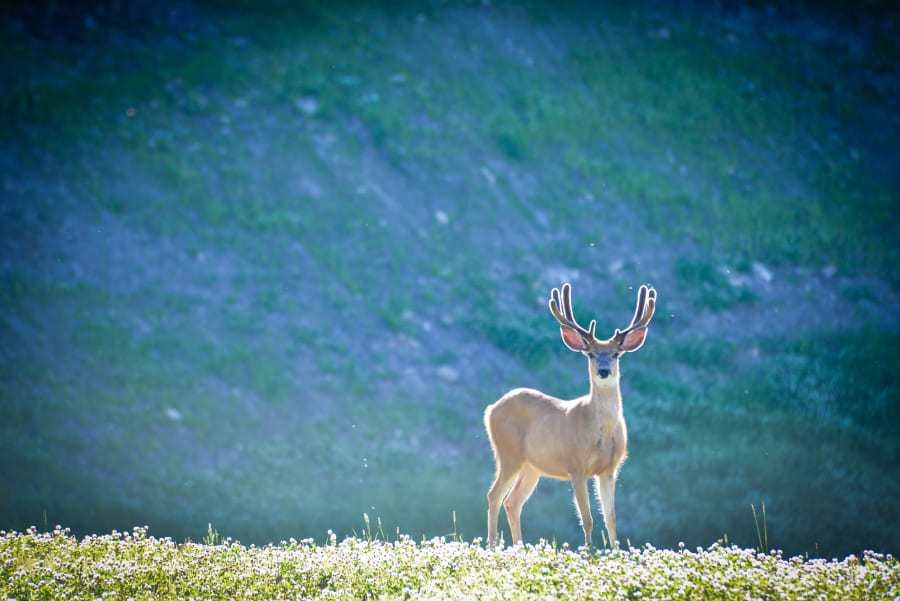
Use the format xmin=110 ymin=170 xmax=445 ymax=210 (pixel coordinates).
xmin=549 ymin=283 xmax=656 ymax=380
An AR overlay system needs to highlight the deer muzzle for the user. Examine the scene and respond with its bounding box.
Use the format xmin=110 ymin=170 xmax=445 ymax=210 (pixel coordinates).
xmin=593 ymin=352 xmax=613 ymax=378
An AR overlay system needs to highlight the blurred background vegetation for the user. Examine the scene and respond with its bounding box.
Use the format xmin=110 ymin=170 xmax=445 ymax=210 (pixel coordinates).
xmin=1 ymin=0 xmax=897 ymax=557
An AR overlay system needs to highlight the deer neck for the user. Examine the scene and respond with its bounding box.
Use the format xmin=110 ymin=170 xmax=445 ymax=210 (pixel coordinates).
xmin=586 ymin=365 xmax=622 ymax=416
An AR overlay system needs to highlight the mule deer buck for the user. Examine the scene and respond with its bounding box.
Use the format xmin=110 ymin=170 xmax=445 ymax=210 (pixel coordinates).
xmin=485 ymin=283 xmax=656 ymax=548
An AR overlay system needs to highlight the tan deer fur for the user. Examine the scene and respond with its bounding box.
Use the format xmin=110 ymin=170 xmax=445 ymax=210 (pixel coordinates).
xmin=485 ymin=284 xmax=656 ymax=548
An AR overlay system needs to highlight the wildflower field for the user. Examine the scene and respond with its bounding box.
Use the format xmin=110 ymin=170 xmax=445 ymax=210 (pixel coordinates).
xmin=1 ymin=527 xmax=897 ymax=600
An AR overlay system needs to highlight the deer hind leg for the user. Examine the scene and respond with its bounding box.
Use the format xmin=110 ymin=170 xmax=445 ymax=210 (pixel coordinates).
xmin=487 ymin=463 xmax=520 ymax=546
xmin=571 ymin=474 xmax=593 ymax=548
xmin=595 ymin=474 xmax=618 ymax=547
xmin=503 ymin=465 xmax=540 ymax=546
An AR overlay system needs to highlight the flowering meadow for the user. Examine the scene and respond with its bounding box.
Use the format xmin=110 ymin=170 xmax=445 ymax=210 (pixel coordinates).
xmin=1 ymin=527 xmax=896 ymax=600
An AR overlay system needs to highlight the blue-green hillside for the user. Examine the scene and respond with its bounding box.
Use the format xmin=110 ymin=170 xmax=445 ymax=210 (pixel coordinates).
xmin=1 ymin=0 xmax=897 ymax=558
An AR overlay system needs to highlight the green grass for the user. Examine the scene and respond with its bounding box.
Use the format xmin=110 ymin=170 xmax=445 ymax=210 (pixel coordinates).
xmin=6 ymin=2 xmax=895 ymax=276
xmin=2 ymin=527 xmax=897 ymax=600
xmin=673 ymin=258 xmax=757 ymax=309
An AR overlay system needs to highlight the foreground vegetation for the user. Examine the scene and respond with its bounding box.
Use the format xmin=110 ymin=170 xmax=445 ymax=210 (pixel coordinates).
xmin=1 ymin=527 xmax=896 ymax=600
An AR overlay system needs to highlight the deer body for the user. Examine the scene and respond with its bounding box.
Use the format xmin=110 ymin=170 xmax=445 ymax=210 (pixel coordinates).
xmin=485 ymin=284 xmax=655 ymax=548
xmin=487 ymin=383 xmax=625 ymax=481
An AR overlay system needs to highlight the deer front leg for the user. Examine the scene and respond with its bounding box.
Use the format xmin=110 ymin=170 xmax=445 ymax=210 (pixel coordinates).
xmin=595 ymin=474 xmax=618 ymax=547
xmin=571 ymin=474 xmax=593 ymax=547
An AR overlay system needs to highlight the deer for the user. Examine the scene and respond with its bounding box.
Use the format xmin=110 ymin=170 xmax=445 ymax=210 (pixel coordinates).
xmin=485 ymin=283 xmax=656 ymax=548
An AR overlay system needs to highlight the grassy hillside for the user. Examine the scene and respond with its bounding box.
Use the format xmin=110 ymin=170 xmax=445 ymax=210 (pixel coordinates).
xmin=1 ymin=0 xmax=898 ymax=558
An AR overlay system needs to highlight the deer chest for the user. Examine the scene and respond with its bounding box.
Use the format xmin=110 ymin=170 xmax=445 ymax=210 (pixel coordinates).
xmin=586 ymin=427 xmax=626 ymax=477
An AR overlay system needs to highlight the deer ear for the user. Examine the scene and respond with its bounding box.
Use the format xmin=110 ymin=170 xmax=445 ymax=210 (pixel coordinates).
xmin=619 ymin=327 xmax=648 ymax=352
xmin=560 ymin=325 xmax=590 ymax=352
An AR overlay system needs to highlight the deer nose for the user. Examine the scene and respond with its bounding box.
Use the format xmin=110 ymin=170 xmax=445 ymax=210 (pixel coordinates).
xmin=597 ymin=368 xmax=611 ymax=378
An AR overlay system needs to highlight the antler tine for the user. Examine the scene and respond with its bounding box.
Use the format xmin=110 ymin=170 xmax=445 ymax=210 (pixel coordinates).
xmin=562 ymin=283 xmax=575 ymax=322
xmin=631 ymin=286 xmax=648 ymax=329
xmin=549 ymin=283 xmax=596 ymax=340
xmin=549 ymin=287 xmax=566 ymax=324
xmin=633 ymin=288 xmax=656 ymax=329
xmin=614 ymin=285 xmax=656 ymax=339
